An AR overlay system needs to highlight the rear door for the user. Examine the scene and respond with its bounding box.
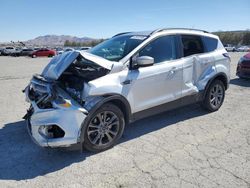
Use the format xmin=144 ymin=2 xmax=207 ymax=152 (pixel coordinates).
xmin=36 ymin=49 xmax=44 ymax=56
xmin=180 ymin=34 xmax=214 ymax=97
xmin=42 ymin=49 xmax=49 ymax=56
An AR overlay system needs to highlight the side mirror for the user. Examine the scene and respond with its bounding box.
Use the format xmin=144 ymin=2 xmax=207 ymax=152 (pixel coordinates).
xmin=133 ymin=56 xmax=154 ymax=68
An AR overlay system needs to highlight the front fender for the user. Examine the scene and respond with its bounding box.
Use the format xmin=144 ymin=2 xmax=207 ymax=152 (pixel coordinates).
xmin=79 ymin=94 xmax=132 ymax=143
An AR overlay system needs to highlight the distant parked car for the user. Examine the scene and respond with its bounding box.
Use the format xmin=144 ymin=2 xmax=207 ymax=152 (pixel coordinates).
xmin=10 ymin=48 xmax=22 ymax=56
xmin=57 ymin=50 xmax=64 ymax=55
xmin=64 ymin=47 xmax=74 ymax=52
xmin=79 ymin=47 xmax=91 ymax=51
xmin=55 ymin=47 xmax=64 ymax=55
xmin=34 ymin=47 xmax=41 ymax=51
xmin=237 ymin=46 xmax=250 ymax=52
xmin=224 ymin=44 xmax=237 ymax=52
xmin=54 ymin=47 xmax=64 ymax=55
xmin=0 ymin=48 xmax=4 ymax=55
xmin=237 ymin=52 xmax=250 ymax=79
xmin=11 ymin=48 xmax=34 ymax=57
xmin=56 ymin=47 xmax=74 ymax=55
xmin=30 ymin=48 xmax=56 ymax=58
xmin=2 ymin=46 xmax=16 ymax=56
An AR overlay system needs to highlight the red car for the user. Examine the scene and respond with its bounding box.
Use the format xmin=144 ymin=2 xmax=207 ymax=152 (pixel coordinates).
xmin=30 ymin=48 xmax=56 ymax=58
xmin=237 ymin=52 xmax=250 ymax=79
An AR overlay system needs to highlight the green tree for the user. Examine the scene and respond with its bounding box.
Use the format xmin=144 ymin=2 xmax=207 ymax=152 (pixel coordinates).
xmin=64 ymin=40 xmax=71 ymax=47
xmin=71 ymin=41 xmax=76 ymax=47
xmin=64 ymin=39 xmax=107 ymax=47
xmin=242 ymin=33 xmax=250 ymax=45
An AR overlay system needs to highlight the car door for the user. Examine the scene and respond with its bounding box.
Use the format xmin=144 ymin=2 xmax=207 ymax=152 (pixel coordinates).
xmin=42 ymin=49 xmax=49 ymax=56
xmin=180 ymin=34 xmax=215 ymax=97
xmin=36 ymin=49 xmax=43 ymax=56
xmin=125 ymin=35 xmax=183 ymax=113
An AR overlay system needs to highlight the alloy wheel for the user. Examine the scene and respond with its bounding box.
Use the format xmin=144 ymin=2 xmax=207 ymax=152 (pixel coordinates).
xmin=209 ymin=84 xmax=224 ymax=108
xmin=87 ymin=111 xmax=120 ymax=146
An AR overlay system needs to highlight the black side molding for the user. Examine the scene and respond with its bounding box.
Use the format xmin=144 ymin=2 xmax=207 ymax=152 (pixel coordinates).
xmin=131 ymin=92 xmax=204 ymax=122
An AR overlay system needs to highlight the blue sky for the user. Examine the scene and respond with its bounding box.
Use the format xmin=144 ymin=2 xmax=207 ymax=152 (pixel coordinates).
xmin=0 ymin=0 xmax=249 ymax=42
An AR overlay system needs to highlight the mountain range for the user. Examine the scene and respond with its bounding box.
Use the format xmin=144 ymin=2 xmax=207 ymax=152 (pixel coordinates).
xmin=24 ymin=35 xmax=97 ymax=46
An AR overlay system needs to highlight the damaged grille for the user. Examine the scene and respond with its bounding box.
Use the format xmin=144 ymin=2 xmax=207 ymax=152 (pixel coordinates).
xmin=28 ymin=74 xmax=55 ymax=109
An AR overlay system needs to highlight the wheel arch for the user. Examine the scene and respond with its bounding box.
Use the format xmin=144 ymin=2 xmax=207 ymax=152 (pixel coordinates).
xmin=203 ymin=72 xmax=229 ymax=99
xmin=101 ymin=94 xmax=132 ymax=124
xmin=79 ymin=94 xmax=132 ymax=143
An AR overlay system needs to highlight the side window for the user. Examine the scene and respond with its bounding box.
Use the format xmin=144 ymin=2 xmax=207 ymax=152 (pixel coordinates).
xmin=181 ymin=35 xmax=204 ymax=57
xmin=202 ymin=36 xmax=218 ymax=52
xmin=138 ymin=35 xmax=176 ymax=64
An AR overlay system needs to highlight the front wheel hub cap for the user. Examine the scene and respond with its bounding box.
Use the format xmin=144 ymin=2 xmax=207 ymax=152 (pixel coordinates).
xmin=87 ymin=111 xmax=119 ymax=146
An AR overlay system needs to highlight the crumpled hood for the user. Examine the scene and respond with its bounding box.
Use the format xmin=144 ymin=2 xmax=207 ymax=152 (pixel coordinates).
xmin=42 ymin=51 xmax=113 ymax=80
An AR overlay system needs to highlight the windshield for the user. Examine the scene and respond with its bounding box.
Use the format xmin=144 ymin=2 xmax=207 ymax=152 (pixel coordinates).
xmin=89 ymin=34 xmax=147 ymax=61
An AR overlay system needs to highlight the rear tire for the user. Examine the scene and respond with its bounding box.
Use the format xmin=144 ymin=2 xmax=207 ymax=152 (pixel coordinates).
xmin=32 ymin=54 xmax=36 ymax=58
xmin=82 ymin=103 xmax=125 ymax=152
xmin=202 ymin=80 xmax=225 ymax=112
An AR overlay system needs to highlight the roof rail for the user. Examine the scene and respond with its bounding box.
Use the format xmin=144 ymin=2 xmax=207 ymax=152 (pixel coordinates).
xmin=112 ymin=32 xmax=132 ymax=38
xmin=150 ymin=28 xmax=210 ymax=35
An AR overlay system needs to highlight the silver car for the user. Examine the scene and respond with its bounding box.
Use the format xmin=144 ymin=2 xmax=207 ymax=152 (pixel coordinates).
xmin=24 ymin=28 xmax=230 ymax=152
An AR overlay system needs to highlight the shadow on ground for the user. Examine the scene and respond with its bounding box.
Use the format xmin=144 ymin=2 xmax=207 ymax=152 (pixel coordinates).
xmin=0 ymin=104 xmax=207 ymax=180
xmin=230 ymin=78 xmax=250 ymax=87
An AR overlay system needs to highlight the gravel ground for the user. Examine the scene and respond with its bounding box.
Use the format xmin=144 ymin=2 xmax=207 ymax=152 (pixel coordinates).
xmin=0 ymin=53 xmax=249 ymax=188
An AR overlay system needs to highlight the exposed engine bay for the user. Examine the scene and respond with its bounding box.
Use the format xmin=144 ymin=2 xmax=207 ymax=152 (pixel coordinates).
xmin=58 ymin=56 xmax=109 ymax=104
xmin=26 ymin=54 xmax=110 ymax=109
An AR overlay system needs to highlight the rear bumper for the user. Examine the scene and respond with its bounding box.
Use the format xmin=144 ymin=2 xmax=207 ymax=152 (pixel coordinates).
xmin=237 ymin=65 xmax=250 ymax=78
xmin=237 ymin=71 xmax=250 ymax=78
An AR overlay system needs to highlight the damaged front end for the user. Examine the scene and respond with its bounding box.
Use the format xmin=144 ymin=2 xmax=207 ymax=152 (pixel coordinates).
xmin=23 ymin=51 xmax=112 ymax=147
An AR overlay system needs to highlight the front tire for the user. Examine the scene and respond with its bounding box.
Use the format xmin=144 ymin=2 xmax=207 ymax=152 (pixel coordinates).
xmin=202 ymin=80 xmax=225 ymax=112
xmin=82 ymin=103 xmax=125 ymax=152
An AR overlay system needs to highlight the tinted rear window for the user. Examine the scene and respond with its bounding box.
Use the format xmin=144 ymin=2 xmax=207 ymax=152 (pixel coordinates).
xmin=202 ymin=36 xmax=218 ymax=52
xmin=181 ymin=35 xmax=204 ymax=57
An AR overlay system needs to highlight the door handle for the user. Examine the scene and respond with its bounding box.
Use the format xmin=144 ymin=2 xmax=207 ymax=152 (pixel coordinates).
xmin=169 ymin=70 xmax=175 ymax=75
xmin=122 ymin=80 xmax=132 ymax=85
xmin=166 ymin=68 xmax=177 ymax=79
xmin=169 ymin=67 xmax=177 ymax=74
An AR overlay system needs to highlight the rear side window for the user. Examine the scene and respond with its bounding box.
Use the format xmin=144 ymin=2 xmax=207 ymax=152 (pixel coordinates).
xmin=138 ymin=35 xmax=176 ymax=64
xmin=181 ymin=35 xmax=204 ymax=57
xmin=202 ymin=36 xmax=218 ymax=52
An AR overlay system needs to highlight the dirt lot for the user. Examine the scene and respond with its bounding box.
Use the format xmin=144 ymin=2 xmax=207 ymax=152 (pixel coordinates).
xmin=0 ymin=53 xmax=249 ymax=188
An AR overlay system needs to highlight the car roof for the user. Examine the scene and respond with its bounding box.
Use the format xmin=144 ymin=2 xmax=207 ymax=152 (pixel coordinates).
xmin=113 ymin=28 xmax=213 ymax=38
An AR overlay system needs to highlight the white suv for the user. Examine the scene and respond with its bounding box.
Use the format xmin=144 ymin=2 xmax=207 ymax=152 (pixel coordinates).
xmin=24 ymin=28 xmax=230 ymax=152
xmin=2 ymin=46 xmax=16 ymax=55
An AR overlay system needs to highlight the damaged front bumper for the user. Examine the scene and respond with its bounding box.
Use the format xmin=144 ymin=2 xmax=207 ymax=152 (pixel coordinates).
xmin=24 ymin=75 xmax=88 ymax=147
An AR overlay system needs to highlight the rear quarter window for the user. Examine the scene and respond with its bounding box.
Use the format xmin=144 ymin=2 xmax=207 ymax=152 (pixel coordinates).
xmin=202 ymin=36 xmax=219 ymax=52
xmin=181 ymin=35 xmax=204 ymax=57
